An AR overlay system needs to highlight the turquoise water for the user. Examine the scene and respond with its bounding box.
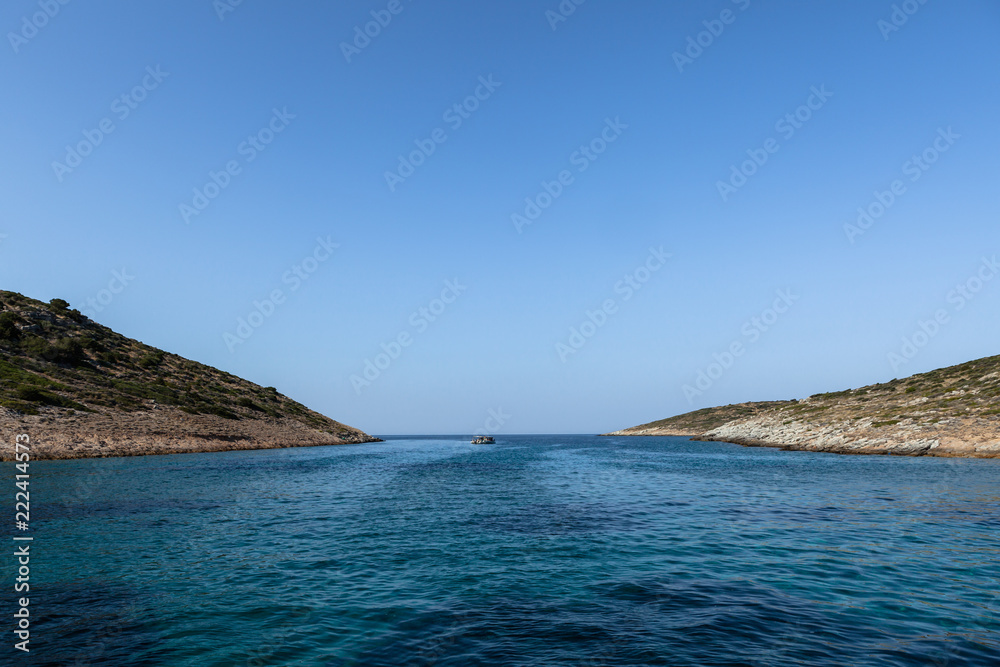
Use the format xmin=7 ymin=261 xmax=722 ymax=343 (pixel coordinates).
xmin=6 ymin=435 xmax=1000 ymax=666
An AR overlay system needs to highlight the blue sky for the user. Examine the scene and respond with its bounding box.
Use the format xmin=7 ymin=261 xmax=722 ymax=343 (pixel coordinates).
xmin=2 ymin=0 xmax=998 ymax=435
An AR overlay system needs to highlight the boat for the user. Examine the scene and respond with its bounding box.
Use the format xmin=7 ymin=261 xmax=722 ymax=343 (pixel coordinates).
xmin=471 ymin=436 xmax=495 ymax=444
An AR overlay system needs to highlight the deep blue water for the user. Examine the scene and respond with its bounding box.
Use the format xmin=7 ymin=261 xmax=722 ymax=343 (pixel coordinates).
xmin=4 ymin=435 xmax=1000 ymax=666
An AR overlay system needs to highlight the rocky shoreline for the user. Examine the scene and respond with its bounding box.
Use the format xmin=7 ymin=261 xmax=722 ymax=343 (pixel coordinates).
xmin=695 ymin=415 xmax=1000 ymax=458
xmin=605 ymin=416 xmax=1000 ymax=459
xmin=604 ymin=355 xmax=1000 ymax=459
xmin=0 ymin=290 xmax=384 ymax=460
xmin=0 ymin=407 xmax=382 ymax=460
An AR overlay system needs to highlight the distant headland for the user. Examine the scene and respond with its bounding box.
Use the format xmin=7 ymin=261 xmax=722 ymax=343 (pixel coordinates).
xmin=0 ymin=290 xmax=380 ymax=460
xmin=604 ymin=355 xmax=1000 ymax=458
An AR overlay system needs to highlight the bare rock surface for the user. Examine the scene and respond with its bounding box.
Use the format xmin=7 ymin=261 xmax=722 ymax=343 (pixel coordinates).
xmin=604 ymin=355 xmax=1000 ymax=459
xmin=1 ymin=406 xmax=380 ymax=460
xmin=695 ymin=415 xmax=999 ymax=458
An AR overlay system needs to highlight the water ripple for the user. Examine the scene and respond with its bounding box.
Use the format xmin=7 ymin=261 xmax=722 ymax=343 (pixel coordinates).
xmin=5 ymin=435 xmax=998 ymax=666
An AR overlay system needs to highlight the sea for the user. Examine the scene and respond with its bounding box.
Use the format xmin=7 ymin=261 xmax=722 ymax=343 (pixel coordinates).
xmin=5 ymin=435 xmax=1000 ymax=666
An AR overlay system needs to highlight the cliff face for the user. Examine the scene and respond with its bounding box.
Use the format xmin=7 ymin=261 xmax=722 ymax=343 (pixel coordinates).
xmin=0 ymin=290 xmax=380 ymax=460
xmin=604 ymin=355 xmax=1000 ymax=458
xmin=694 ymin=414 xmax=1000 ymax=458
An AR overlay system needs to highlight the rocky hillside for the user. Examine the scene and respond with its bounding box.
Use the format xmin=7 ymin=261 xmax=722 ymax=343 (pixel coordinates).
xmin=604 ymin=355 xmax=1000 ymax=458
xmin=0 ymin=290 xmax=380 ymax=459
xmin=604 ymin=401 xmax=796 ymax=437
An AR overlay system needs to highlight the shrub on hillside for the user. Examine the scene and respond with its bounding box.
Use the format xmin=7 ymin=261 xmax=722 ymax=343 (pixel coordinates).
xmin=237 ymin=397 xmax=265 ymax=412
xmin=138 ymin=351 xmax=165 ymax=368
xmin=22 ymin=337 xmax=86 ymax=365
xmin=0 ymin=312 xmax=21 ymax=341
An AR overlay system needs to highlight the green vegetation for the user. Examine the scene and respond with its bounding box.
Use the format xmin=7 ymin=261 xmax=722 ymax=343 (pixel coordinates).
xmin=625 ymin=400 xmax=796 ymax=434
xmin=0 ymin=312 xmax=21 ymax=341
xmin=617 ymin=353 xmax=1000 ymax=435
xmin=0 ymin=290 xmax=353 ymax=437
xmin=138 ymin=350 xmax=165 ymax=368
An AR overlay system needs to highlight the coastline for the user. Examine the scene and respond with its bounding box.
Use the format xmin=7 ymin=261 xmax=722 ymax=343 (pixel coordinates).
xmin=603 ymin=416 xmax=1000 ymax=459
xmin=697 ymin=416 xmax=1000 ymax=459
xmin=0 ymin=407 xmax=382 ymax=460
xmin=601 ymin=428 xmax=701 ymax=438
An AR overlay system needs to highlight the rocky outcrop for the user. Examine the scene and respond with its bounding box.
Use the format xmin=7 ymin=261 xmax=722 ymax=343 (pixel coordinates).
xmin=0 ymin=406 xmax=381 ymax=461
xmin=604 ymin=355 xmax=1000 ymax=459
xmin=0 ymin=289 xmax=380 ymax=459
xmin=695 ymin=415 xmax=1000 ymax=458
xmin=603 ymin=426 xmax=702 ymax=437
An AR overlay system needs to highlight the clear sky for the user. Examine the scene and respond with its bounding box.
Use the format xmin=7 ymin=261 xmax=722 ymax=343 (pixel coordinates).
xmin=2 ymin=1 xmax=999 ymax=435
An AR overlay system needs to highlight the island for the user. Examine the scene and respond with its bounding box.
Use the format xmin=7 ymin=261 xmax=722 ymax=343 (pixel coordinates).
xmin=603 ymin=355 xmax=1000 ymax=458
xmin=0 ymin=290 xmax=380 ymax=460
